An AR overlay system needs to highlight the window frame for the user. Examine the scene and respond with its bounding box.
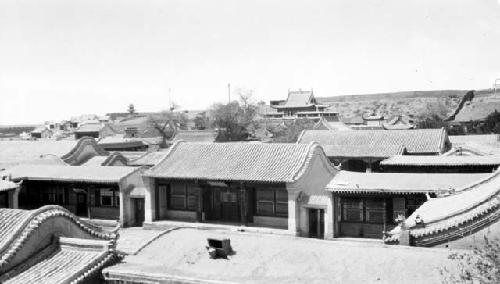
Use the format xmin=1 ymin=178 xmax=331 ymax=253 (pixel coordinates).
xmin=255 ymin=188 xmax=288 ymax=218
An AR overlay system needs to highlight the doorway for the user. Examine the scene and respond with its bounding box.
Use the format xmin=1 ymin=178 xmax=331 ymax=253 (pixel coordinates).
xmin=134 ymin=198 xmax=145 ymax=226
xmin=0 ymin=192 xmax=8 ymax=208
xmin=76 ymin=193 xmax=87 ymax=217
xmin=309 ymin=208 xmax=325 ymax=239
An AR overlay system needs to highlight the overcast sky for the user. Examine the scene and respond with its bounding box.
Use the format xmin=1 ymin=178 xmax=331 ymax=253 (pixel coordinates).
xmin=1 ymin=0 xmax=500 ymax=124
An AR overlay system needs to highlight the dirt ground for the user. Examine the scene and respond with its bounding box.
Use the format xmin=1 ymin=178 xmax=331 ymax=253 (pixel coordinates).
xmin=106 ymin=228 xmax=459 ymax=284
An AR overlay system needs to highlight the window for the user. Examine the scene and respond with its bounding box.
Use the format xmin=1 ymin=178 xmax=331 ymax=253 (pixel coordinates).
xmin=44 ymin=188 xmax=65 ymax=205
xmin=256 ymin=188 xmax=288 ymax=217
xmin=365 ymin=199 xmax=385 ymax=224
xmin=100 ymin=189 xmax=119 ymax=207
xmin=342 ymin=198 xmax=363 ymax=222
xmin=168 ymin=184 xmax=200 ymax=211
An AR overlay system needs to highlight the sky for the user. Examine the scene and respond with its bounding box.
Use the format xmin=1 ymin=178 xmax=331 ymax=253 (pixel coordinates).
xmin=1 ymin=0 xmax=500 ymax=124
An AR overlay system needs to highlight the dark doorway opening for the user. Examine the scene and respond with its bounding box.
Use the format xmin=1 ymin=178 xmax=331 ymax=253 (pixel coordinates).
xmin=134 ymin=198 xmax=145 ymax=226
xmin=76 ymin=193 xmax=87 ymax=217
xmin=0 ymin=192 xmax=9 ymax=208
xmin=309 ymin=208 xmax=325 ymax=239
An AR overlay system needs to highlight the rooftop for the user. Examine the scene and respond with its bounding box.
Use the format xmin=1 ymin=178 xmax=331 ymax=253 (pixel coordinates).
xmin=128 ymin=152 xmax=168 ymax=166
xmin=326 ymin=171 xmax=489 ymax=194
xmin=381 ymin=155 xmax=500 ymax=167
xmin=297 ymin=128 xmax=448 ymax=156
xmin=74 ymin=122 xmax=103 ymax=133
xmin=8 ymin=165 xmax=140 ymax=184
xmin=0 ymin=140 xmax=78 ymax=170
xmin=273 ymin=90 xmax=316 ymax=109
xmin=145 ymin=141 xmax=332 ymax=183
xmin=0 ymin=180 xmax=18 ymax=192
xmin=171 ymin=130 xmax=218 ymax=143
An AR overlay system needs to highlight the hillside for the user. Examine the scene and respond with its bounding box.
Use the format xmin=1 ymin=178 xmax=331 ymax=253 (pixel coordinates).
xmin=317 ymin=90 xmax=468 ymax=119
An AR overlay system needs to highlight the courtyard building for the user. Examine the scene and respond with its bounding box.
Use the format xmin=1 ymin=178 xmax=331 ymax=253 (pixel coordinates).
xmin=326 ymin=171 xmax=489 ymax=239
xmin=297 ymin=128 xmax=451 ymax=172
xmin=142 ymin=141 xmax=338 ymax=239
xmin=6 ymin=164 xmax=146 ymax=227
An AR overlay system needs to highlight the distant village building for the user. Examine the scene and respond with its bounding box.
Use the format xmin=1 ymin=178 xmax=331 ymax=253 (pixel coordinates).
xmin=30 ymin=125 xmax=52 ymax=139
xmin=326 ymin=171 xmax=488 ymax=239
xmin=297 ymin=128 xmax=451 ymax=172
xmin=142 ymin=142 xmax=338 ymax=239
xmin=0 ymin=205 xmax=118 ymax=283
xmin=74 ymin=121 xmax=103 ymax=139
xmin=383 ymin=115 xmax=415 ymax=130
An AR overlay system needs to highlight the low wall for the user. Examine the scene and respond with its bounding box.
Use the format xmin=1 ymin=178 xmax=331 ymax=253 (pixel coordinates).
xmin=253 ymin=216 xmax=287 ymax=229
xmin=165 ymin=210 xmax=197 ymax=221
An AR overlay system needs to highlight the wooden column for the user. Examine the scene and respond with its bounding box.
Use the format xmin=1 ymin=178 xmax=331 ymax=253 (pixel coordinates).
xmin=86 ymin=188 xmax=91 ymax=219
xmin=240 ymin=183 xmax=248 ymax=226
xmin=383 ymin=198 xmax=387 ymax=233
xmin=197 ymin=181 xmax=204 ymax=222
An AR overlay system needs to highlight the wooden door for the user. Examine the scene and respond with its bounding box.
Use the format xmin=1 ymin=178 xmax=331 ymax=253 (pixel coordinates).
xmin=0 ymin=192 xmax=8 ymax=208
xmin=134 ymin=198 xmax=145 ymax=226
xmin=309 ymin=209 xmax=325 ymax=239
xmin=220 ymin=188 xmax=239 ymax=222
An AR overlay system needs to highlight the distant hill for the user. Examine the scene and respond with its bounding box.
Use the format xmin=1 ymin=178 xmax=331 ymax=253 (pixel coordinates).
xmin=316 ymin=90 xmax=470 ymax=119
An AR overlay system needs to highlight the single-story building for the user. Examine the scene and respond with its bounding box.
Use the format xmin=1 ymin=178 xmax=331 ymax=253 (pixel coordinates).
xmin=98 ymin=136 xmax=150 ymax=152
xmin=0 ymin=180 xmax=20 ymax=208
xmin=326 ymin=171 xmax=489 ymax=239
xmin=6 ymin=164 xmax=146 ymax=227
xmin=297 ymin=128 xmax=451 ymax=172
xmin=384 ymin=169 xmax=500 ymax=248
xmin=30 ymin=126 xmax=52 ymax=139
xmin=380 ymin=155 xmax=500 ymax=173
xmin=142 ymin=141 xmax=338 ymax=239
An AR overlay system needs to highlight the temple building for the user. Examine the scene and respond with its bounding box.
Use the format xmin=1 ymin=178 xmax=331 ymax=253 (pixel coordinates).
xmin=326 ymin=171 xmax=488 ymax=239
xmin=297 ymin=128 xmax=451 ymax=172
xmin=266 ymin=89 xmax=339 ymax=120
xmin=0 ymin=205 xmax=118 ymax=283
xmin=142 ymin=141 xmax=338 ymax=239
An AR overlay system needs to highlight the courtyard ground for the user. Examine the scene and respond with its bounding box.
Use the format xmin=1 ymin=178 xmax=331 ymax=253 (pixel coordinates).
xmin=105 ymin=227 xmax=459 ymax=283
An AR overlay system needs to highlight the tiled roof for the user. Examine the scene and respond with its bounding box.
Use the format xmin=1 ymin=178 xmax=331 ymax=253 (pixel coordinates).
xmin=326 ymin=171 xmax=489 ymax=194
xmin=322 ymin=144 xmax=405 ymax=158
xmin=29 ymin=154 xmax=69 ymax=166
xmin=313 ymin=118 xmax=352 ymax=131
xmin=381 ymin=155 xmax=500 ymax=167
xmin=145 ymin=141 xmax=334 ymax=182
xmin=0 ymin=180 xmax=19 ymax=192
xmin=82 ymin=156 xmax=109 ymax=166
xmin=1 ymin=238 xmax=114 ymax=284
xmin=341 ymin=116 xmax=364 ymax=125
xmin=74 ymin=122 xmax=103 ymax=133
xmin=30 ymin=126 xmax=48 ymax=134
xmin=383 ymin=116 xmax=414 ymax=130
xmin=128 ymin=152 xmax=168 ymax=166
xmin=0 ymin=140 xmax=78 ymax=170
xmin=390 ymin=170 xmax=500 ymax=246
xmin=118 ymin=151 xmax=148 ymax=160
xmin=8 ymin=165 xmax=140 ymax=184
xmin=0 ymin=206 xmax=118 ymax=283
xmin=274 ymin=90 xmax=315 ymax=109
xmin=98 ymin=136 xmax=147 ymax=149
xmin=171 ymin=130 xmax=218 ymax=143
xmin=297 ymin=128 xmax=448 ymax=156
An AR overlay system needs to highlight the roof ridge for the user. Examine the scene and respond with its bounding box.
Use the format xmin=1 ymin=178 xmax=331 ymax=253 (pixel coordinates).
xmin=144 ymin=140 xmax=184 ymax=176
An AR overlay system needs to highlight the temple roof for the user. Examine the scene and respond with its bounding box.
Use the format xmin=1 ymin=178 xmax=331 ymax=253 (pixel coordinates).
xmin=273 ymin=90 xmax=317 ymax=109
xmin=145 ymin=141 xmax=335 ymax=183
xmin=326 ymin=171 xmax=489 ymax=194
xmin=381 ymin=155 xmax=500 ymax=167
xmin=297 ymin=128 xmax=449 ymax=156
xmin=8 ymin=165 xmax=140 ymax=184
